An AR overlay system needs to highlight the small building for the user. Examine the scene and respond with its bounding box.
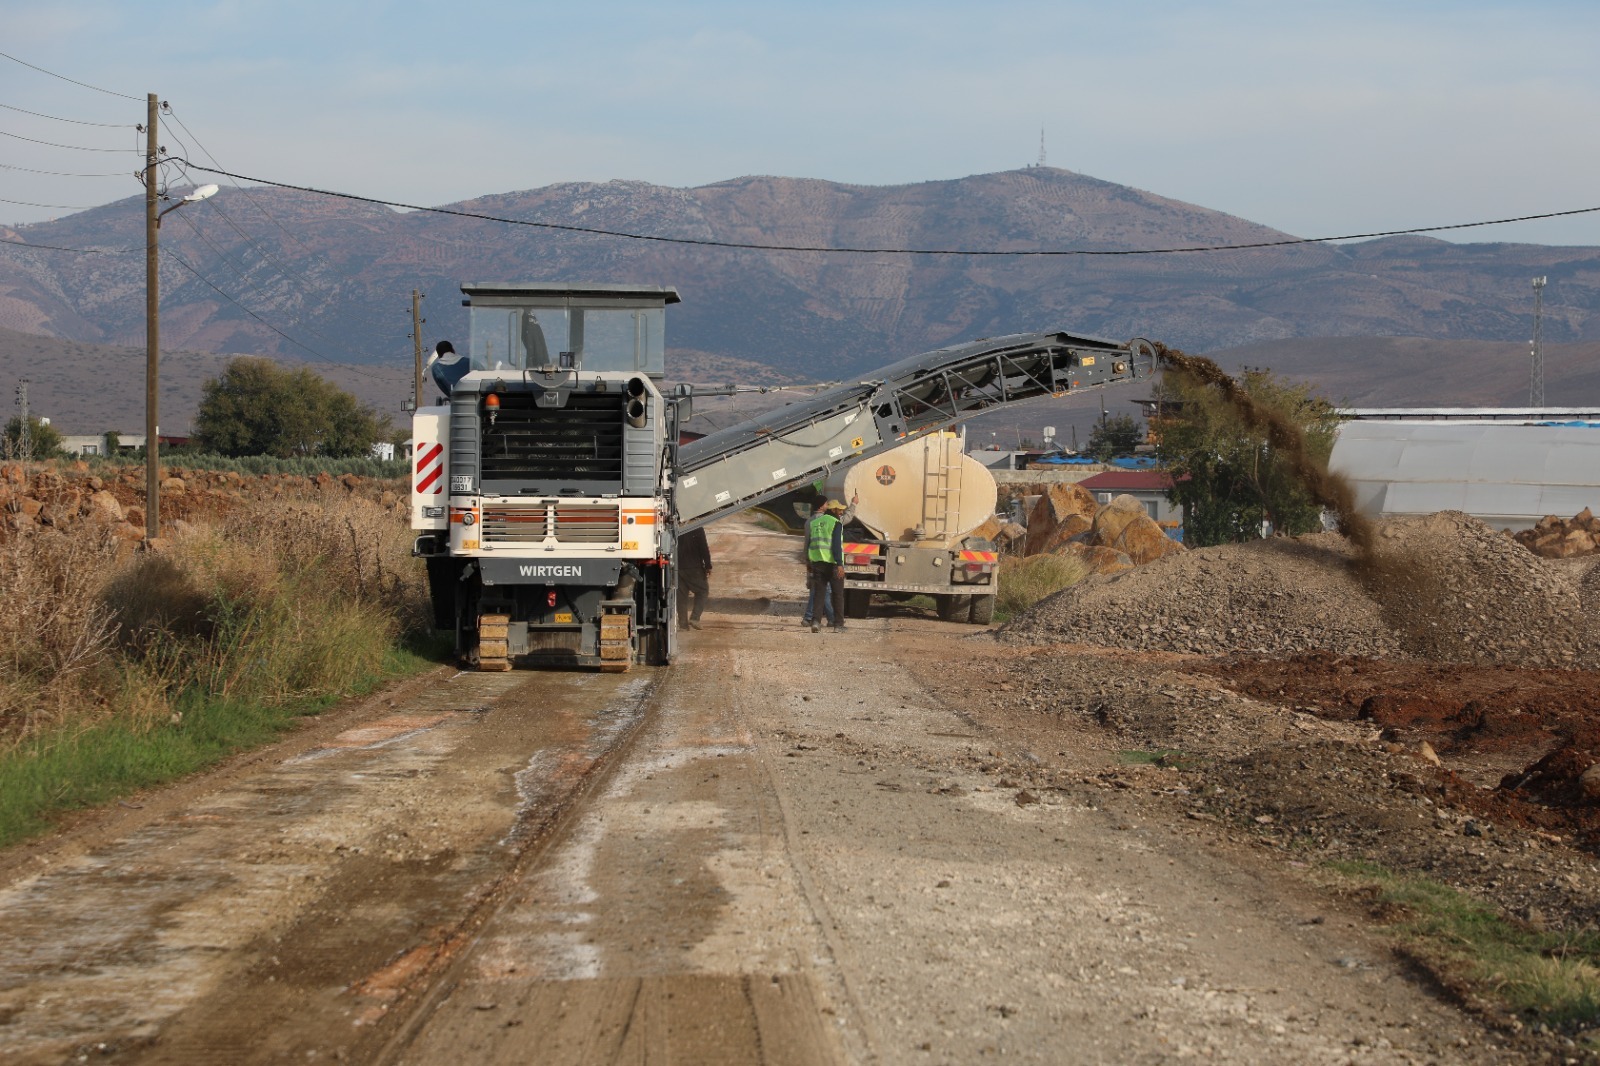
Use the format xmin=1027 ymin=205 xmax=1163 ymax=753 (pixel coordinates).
xmin=60 ymin=434 xmax=109 ymax=457
xmin=1075 ymin=469 xmax=1184 ymax=526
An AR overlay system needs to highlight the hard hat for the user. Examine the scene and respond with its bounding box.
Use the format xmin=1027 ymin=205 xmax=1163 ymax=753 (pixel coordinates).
xmin=824 ymin=499 xmax=847 ymax=513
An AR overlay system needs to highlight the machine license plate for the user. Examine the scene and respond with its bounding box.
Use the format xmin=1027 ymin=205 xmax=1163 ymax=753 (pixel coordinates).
xmin=554 ymin=612 xmax=574 ymax=623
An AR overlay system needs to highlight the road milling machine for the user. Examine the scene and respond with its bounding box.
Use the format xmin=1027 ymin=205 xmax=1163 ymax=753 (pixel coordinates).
xmin=412 ymin=281 xmax=1155 ymax=671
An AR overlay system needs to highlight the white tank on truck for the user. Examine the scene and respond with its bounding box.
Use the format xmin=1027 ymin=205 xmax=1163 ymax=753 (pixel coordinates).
xmin=820 ymin=432 xmax=1002 ymax=624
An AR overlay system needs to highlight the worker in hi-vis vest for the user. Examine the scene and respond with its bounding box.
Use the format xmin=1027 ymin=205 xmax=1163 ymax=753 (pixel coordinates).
xmin=805 ymin=499 xmax=850 ymax=633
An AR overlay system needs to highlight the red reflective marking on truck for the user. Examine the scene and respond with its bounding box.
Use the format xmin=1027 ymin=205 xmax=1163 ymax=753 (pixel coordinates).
xmin=415 ymin=443 xmax=443 ymax=494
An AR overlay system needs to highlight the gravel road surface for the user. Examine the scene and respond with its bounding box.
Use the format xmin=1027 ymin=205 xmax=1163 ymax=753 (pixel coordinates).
xmin=0 ymin=516 xmax=1531 ymax=1064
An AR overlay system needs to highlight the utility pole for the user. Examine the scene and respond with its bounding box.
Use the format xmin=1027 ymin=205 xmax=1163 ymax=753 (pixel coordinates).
xmin=144 ymin=92 xmax=161 ymax=542
xmin=411 ymin=289 xmax=425 ymax=410
xmin=1530 ymin=276 xmax=1547 ymax=409
xmin=14 ymin=379 xmax=29 ymax=459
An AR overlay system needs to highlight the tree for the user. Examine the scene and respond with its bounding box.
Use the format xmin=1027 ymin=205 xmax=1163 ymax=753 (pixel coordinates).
xmin=194 ymin=357 xmax=391 ymax=459
xmin=1155 ymin=368 xmax=1340 ymax=547
xmin=1085 ymin=413 xmax=1144 ymax=460
xmin=2 ymin=415 xmax=63 ymax=460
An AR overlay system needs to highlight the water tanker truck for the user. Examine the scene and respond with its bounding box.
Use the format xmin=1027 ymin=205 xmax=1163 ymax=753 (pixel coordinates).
xmin=825 ymin=432 xmax=1001 ymax=624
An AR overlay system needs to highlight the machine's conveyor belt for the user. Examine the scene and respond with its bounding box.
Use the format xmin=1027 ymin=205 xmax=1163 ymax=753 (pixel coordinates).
xmin=674 ymin=330 xmax=1155 ymax=530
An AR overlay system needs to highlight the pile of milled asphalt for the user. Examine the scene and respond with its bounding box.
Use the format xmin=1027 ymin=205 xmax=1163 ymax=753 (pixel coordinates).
xmin=1000 ymin=511 xmax=1598 ymax=668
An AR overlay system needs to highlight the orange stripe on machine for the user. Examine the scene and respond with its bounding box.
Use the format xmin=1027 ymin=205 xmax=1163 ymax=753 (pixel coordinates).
xmin=959 ymin=550 xmax=998 ymax=562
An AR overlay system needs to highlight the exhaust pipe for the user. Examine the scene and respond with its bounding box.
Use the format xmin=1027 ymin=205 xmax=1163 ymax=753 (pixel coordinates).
xmin=626 ymin=377 xmax=649 ymax=428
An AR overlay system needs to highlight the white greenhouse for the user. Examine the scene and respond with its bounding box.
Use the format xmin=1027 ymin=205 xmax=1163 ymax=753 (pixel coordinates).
xmin=1329 ymin=421 xmax=1600 ymax=532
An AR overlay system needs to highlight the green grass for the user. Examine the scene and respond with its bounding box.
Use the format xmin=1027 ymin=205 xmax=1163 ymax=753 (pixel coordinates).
xmin=80 ymin=452 xmax=408 ymax=479
xmin=0 ymin=645 xmax=436 ymax=848
xmin=994 ymin=553 xmax=1090 ymax=623
xmin=0 ymin=492 xmax=438 ymax=850
xmin=1326 ymin=860 xmax=1600 ymax=1029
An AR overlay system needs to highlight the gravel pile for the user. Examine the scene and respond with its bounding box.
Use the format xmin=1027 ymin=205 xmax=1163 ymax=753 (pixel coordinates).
xmin=1001 ymin=510 xmax=1599 ymax=667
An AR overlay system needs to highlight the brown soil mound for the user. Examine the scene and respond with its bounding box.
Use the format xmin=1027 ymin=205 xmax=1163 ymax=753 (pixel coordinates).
xmin=1195 ymin=652 xmax=1600 ymax=845
xmin=1002 ymin=510 xmax=1600 ymax=668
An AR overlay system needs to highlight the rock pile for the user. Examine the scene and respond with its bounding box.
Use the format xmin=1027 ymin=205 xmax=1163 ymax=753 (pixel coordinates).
xmin=1001 ymin=510 xmax=1599 ymax=668
xmin=0 ymin=461 xmax=406 ymax=542
xmin=1021 ymin=482 xmax=1184 ymax=574
xmin=1514 ymin=509 xmax=1600 ymax=559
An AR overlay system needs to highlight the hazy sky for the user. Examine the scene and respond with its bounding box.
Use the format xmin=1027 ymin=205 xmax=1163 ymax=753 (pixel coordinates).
xmin=4 ymin=0 xmax=1600 ymax=246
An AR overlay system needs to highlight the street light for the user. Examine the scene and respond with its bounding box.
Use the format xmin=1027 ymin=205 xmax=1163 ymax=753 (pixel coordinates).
xmin=144 ymin=89 xmax=218 ymax=541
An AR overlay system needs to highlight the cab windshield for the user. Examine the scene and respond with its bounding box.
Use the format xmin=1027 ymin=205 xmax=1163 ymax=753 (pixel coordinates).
xmin=468 ymin=305 xmax=665 ymax=375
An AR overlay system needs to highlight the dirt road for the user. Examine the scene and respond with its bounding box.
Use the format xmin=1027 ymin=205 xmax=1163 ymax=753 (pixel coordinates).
xmin=0 ymin=518 xmax=1533 ymax=1063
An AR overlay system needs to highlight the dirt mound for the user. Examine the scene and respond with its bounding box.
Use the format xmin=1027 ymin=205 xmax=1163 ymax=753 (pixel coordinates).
xmin=1363 ymin=511 xmax=1596 ymax=667
xmin=1000 ymin=533 xmax=1402 ymax=658
xmin=1001 ymin=510 xmax=1599 ymax=667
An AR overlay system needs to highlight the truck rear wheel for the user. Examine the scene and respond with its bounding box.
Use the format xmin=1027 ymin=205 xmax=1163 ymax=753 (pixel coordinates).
xmin=935 ymin=594 xmax=968 ymax=622
xmin=968 ymin=593 xmax=996 ymax=625
xmin=844 ymin=589 xmax=872 ymax=619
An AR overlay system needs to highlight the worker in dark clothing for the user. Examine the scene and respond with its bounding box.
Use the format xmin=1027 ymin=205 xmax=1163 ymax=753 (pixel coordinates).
xmin=805 ymin=500 xmax=848 ymax=633
xmin=676 ymin=526 xmax=712 ymax=629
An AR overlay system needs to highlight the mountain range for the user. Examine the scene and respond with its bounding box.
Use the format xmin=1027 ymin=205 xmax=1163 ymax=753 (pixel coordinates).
xmin=3 ymin=166 xmax=1598 ymax=435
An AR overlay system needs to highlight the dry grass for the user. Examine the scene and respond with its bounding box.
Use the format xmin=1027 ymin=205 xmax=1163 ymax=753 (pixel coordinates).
xmin=0 ymin=495 xmax=427 ymax=750
xmin=0 ymin=530 xmax=124 ymax=740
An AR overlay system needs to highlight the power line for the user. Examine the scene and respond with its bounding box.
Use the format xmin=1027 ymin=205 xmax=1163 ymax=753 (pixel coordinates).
xmin=0 ymin=100 xmax=131 ymax=127
xmin=0 ymin=127 xmax=139 ymax=152
xmin=164 ymin=105 xmax=316 ymax=253
xmin=0 ymin=161 xmax=128 ymax=178
xmin=161 ymin=244 xmax=388 ymax=378
xmin=0 ymin=235 xmax=132 ymax=254
xmin=0 ymin=50 xmax=140 ymax=101
xmin=170 ymin=158 xmax=1600 ymax=257
xmin=162 ymin=104 xmax=414 ymax=367
xmin=167 ymin=207 xmax=387 ymax=364
xmin=0 ymin=195 xmax=107 ymax=210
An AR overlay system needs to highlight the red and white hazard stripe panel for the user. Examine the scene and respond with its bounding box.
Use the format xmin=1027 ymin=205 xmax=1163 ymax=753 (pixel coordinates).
xmin=414 ymin=442 xmax=444 ymax=495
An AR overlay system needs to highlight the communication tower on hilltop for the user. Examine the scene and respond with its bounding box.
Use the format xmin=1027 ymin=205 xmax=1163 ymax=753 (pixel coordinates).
xmin=1037 ymin=128 xmax=1047 ymax=168
xmin=1530 ymin=276 xmax=1547 ymax=408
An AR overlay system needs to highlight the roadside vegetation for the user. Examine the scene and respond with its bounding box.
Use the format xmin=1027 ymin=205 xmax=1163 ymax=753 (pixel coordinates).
xmin=0 ymin=491 xmax=433 ymax=847
xmin=1155 ymin=367 xmax=1342 ymax=547
xmin=994 ymin=553 xmax=1089 ymax=622
xmin=1327 ymin=861 xmax=1600 ymax=1034
xmin=80 ymin=450 xmax=407 ymax=479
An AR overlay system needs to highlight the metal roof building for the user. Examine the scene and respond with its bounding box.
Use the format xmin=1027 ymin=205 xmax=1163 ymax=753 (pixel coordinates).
xmin=1329 ymin=421 xmax=1600 ymax=531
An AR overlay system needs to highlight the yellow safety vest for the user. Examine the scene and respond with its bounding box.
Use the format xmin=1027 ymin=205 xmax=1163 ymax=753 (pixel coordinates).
xmin=807 ymin=513 xmax=839 ymax=563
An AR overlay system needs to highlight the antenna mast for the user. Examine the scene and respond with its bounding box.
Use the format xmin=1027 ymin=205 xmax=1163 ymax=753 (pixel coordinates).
xmin=1530 ymin=276 xmax=1547 ymax=408
xmin=1037 ymin=127 xmax=1046 ymax=168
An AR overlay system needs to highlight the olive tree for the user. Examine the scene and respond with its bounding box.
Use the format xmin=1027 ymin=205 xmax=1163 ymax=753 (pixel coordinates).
xmin=194 ymin=357 xmax=391 ymax=459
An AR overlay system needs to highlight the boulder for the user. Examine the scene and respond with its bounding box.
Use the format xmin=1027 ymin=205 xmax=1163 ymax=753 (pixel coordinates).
xmin=84 ymin=490 xmax=126 ymax=523
xmin=0 ymin=463 xmax=23 ymax=486
xmin=1111 ymin=515 xmax=1188 ymax=565
xmin=1581 ymin=763 xmax=1600 ymax=800
xmin=1088 ymin=495 xmax=1148 ymax=548
xmin=1023 ymin=482 xmax=1099 ymax=556
xmin=160 ymin=477 xmax=186 ymax=495
xmin=1562 ymin=529 xmax=1597 ymax=557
